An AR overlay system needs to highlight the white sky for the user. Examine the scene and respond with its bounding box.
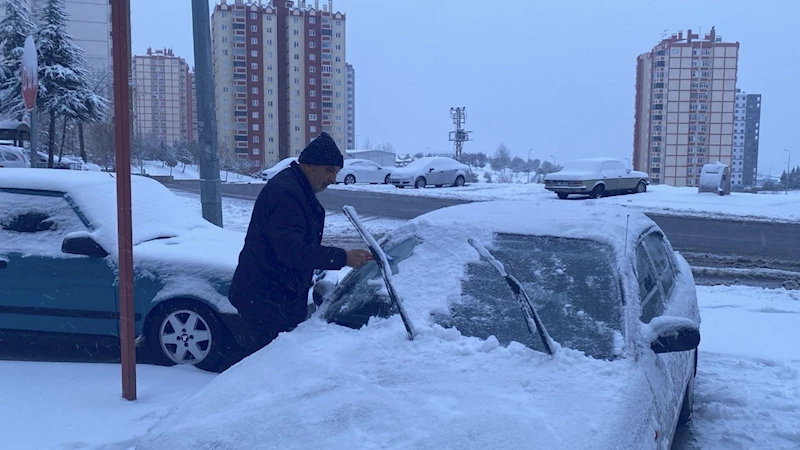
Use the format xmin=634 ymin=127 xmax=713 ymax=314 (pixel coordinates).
xmin=129 ymin=0 xmax=800 ymax=174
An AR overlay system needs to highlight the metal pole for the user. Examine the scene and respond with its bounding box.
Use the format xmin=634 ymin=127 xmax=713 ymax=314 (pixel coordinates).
xmin=29 ymin=108 xmax=37 ymax=167
xmin=527 ymin=149 xmax=531 ymax=184
xmin=191 ymin=0 xmax=223 ymax=227
xmin=110 ymin=0 xmax=136 ymax=401
xmin=786 ymin=149 xmax=791 ymax=195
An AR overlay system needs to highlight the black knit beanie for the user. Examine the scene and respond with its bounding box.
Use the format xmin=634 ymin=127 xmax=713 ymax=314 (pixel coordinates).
xmin=298 ymin=132 xmax=343 ymax=167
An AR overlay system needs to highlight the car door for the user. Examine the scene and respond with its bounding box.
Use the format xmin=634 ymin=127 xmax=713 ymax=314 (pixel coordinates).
xmin=600 ymin=162 xmax=620 ymax=191
xmin=641 ymin=232 xmax=692 ymax=428
xmin=427 ymin=159 xmax=448 ymax=185
xmin=362 ymin=161 xmax=384 ymax=183
xmin=0 ymin=190 xmax=119 ymax=337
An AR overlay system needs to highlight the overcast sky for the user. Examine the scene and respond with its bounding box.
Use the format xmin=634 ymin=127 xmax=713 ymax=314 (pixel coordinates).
xmin=130 ymin=0 xmax=799 ymax=174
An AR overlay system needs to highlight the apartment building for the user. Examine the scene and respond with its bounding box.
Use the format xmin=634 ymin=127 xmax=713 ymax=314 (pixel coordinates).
xmin=732 ymin=89 xmax=761 ymax=186
xmin=346 ymin=62 xmax=355 ymax=150
xmin=0 ymin=0 xmax=112 ymax=71
xmin=212 ymin=0 xmax=348 ymax=170
xmin=633 ymin=27 xmax=739 ymax=187
xmin=132 ymin=48 xmax=197 ymax=146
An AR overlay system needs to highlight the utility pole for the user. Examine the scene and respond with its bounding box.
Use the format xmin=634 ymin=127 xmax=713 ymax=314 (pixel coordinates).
xmin=448 ymin=107 xmax=471 ymax=160
xmin=785 ymin=149 xmax=791 ymax=195
xmin=191 ymin=0 xmax=223 ymax=227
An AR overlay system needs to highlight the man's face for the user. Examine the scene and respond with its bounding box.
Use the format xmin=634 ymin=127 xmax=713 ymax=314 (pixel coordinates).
xmin=306 ymin=164 xmax=341 ymax=192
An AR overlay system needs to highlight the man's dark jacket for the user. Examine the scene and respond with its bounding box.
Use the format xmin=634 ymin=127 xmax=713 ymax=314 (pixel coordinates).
xmin=229 ymin=161 xmax=347 ymax=330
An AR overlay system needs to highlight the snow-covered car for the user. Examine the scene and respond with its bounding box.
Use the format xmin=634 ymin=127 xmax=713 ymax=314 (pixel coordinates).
xmin=260 ymin=157 xmax=297 ymax=181
xmin=545 ymin=157 xmax=650 ymax=199
xmin=0 ymin=145 xmax=29 ymax=168
xmin=335 ymin=158 xmax=393 ymax=185
xmin=136 ymin=200 xmax=701 ymax=450
xmin=389 ymin=156 xmax=469 ymax=188
xmin=0 ymin=169 xmax=248 ymax=372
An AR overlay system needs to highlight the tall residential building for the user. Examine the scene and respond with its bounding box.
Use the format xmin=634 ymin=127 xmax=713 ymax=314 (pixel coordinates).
xmin=732 ymin=89 xmax=761 ymax=186
xmin=132 ymin=48 xmax=197 ymax=146
xmin=0 ymin=0 xmax=112 ymax=71
xmin=211 ymin=0 xmax=348 ymax=170
xmin=633 ymin=27 xmax=739 ymax=187
xmin=346 ymin=63 xmax=355 ymax=149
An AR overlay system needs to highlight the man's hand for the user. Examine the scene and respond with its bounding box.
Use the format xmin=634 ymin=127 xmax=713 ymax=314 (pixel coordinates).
xmin=345 ymin=249 xmax=373 ymax=269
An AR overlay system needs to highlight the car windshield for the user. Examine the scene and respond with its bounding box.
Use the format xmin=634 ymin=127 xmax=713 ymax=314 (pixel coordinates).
xmin=400 ymin=158 xmax=432 ymax=170
xmin=324 ymin=233 xmax=624 ymax=360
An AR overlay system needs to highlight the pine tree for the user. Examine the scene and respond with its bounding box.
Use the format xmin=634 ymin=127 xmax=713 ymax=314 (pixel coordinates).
xmin=0 ymin=0 xmax=37 ymax=120
xmin=35 ymin=0 xmax=107 ymax=167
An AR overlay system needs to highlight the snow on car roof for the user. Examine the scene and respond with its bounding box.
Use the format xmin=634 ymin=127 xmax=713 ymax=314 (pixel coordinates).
xmin=407 ymin=200 xmax=654 ymax=256
xmin=0 ymin=169 xmax=244 ymax=271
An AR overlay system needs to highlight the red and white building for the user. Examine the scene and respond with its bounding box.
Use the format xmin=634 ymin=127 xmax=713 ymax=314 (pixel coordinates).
xmin=633 ymin=27 xmax=739 ymax=187
xmin=212 ymin=0 xmax=348 ymax=170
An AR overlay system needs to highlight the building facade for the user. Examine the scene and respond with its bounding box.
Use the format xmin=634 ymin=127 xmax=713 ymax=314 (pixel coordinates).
xmin=633 ymin=27 xmax=739 ymax=187
xmin=346 ymin=62 xmax=355 ymax=150
xmin=732 ymin=90 xmax=761 ymax=186
xmin=0 ymin=0 xmax=112 ymax=71
xmin=132 ymin=48 xmax=197 ymax=146
xmin=211 ymin=0 xmax=348 ymax=170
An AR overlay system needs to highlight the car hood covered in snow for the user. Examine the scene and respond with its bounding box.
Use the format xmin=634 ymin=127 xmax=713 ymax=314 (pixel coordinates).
xmin=136 ymin=319 xmax=658 ymax=450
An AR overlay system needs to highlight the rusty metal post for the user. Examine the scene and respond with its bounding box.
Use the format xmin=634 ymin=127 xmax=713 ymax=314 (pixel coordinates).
xmin=110 ymin=0 xmax=136 ymax=401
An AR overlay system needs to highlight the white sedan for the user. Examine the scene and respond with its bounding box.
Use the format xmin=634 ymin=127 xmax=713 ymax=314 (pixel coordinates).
xmin=335 ymin=158 xmax=393 ymax=185
xmin=0 ymin=145 xmax=29 ymax=168
xmin=389 ymin=156 xmax=469 ymax=188
xmin=260 ymin=157 xmax=297 ymax=181
xmin=136 ymin=200 xmax=700 ymax=450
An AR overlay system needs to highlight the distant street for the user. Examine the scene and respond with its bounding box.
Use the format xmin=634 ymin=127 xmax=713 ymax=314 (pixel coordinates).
xmin=165 ymin=180 xmax=800 ymax=263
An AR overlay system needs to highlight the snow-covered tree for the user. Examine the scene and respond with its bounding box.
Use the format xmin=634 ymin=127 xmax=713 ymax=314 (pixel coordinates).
xmin=0 ymin=0 xmax=37 ymax=120
xmin=35 ymin=0 xmax=107 ymax=167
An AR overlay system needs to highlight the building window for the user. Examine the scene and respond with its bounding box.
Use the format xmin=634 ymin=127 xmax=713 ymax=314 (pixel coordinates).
xmin=253 ymin=136 xmax=260 ymax=143
xmin=253 ymin=148 xmax=260 ymax=155
xmin=251 ymin=37 xmax=258 ymax=44
xmin=222 ymin=37 xmax=228 ymax=43
xmin=251 ymin=50 xmax=257 ymax=57
xmin=310 ymin=90 xmax=316 ymax=97
xmin=294 ymin=54 xmax=300 ymax=60
xmin=252 ymin=100 xmax=259 ymax=106
xmin=266 ymin=52 xmax=273 ymax=58
xmin=251 ymin=63 xmax=258 ymax=69
xmin=267 ymin=88 xmax=273 ymax=95
xmin=293 ymin=42 xmax=299 ymax=48
xmin=252 ymin=124 xmax=259 ymax=131
xmin=293 ymin=29 xmax=299 ymax=35
xmin=310 ymin=125 xmax=317 ymax=132
xmin=251 ymin=87 xmax=258 ymax=94
xmin=309 ymin=17 xmax=316 ymax=24
xmin=310 ymin=66 xmax=316 ymax=73
xmin=309 ymin=29 xmax=315 ymax=36
xmin=252 ymin=112 xmax=259 ymax=118
xmin=309 ymin=41 xmax=316 ymax=48
xmin=310 ymin=102 xmax=316 ymax=108
xmin=310 ymin=78 xmax=316 ymax=85
xmin=250 ymin=25 xmax=257 ymax=32
xmin=294 ymin=89 xmax=300 ymax=96
xmin=294 ymin=114 xmax=300 ymax=120
xmin=251 ymin=75 xmax=258 ymax=82
xmin=309 ymin=54 xmax=316 ymax=61
xmin=222 ymin=24 xmax=228 ymax=30
xmin=223 ymin=49 xmax=228 ymax=56
xmin=250 ymin=12 xmax=257 ymax=19
xmin=309 ymin=114 xmax=318 ymax=121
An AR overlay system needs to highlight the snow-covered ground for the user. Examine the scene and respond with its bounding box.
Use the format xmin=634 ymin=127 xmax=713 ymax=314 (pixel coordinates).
xmin=1 ymin=285 xmax=797 ymax=450
xmin=131 ymin=160 xmax=255 ymax=183
xmin=328 ymin=182 xmax=800 ymax=223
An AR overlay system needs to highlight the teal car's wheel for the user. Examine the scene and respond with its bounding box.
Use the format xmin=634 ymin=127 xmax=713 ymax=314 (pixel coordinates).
xmin=146 ymin=299 xmax=234 ymax=372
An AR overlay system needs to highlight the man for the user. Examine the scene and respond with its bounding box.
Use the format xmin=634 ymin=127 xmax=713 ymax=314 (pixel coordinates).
xmin=229 ymin=132 xmax=372 ymax=356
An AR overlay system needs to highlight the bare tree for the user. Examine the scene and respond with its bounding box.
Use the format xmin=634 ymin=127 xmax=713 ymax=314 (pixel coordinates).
xmin=361 ymin=136 xmax=372 ymax=150
xmin=376 ymin=142 xmax=395 ymax=152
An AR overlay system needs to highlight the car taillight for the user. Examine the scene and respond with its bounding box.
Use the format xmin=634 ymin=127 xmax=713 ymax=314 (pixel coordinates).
xmin=569 ymin=181 xmax=583 ymax=186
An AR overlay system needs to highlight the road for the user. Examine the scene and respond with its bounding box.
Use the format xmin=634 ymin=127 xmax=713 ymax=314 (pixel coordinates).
xmin=164 ymin=180 xmax=800 ymax=262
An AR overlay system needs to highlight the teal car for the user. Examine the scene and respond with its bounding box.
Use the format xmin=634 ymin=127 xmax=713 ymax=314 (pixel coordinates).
xmin=0 ymin=169 xmax=247 ymax=371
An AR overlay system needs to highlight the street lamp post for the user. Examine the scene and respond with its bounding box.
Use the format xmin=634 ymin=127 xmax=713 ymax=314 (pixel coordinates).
xmin=527 ymin=149 xmax=532 ymax=183
xmin=785 ymin=149 xmax=791 ymax=195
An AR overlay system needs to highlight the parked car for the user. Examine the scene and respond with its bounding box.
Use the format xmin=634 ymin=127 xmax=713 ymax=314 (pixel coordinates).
xmin=0 ymin=145 xmax=29 ymax=168
xmin=260 ymin=157 xmax=297 ymax=181
xmin=389 ymin=156 xmax=469 ymax=188
xmin=545 ymin=157 xmax=649 ymax=199
xmin=335 ymin=158 xmax=393 ymax=185
xmin=0 ymin=169 xmax=248 ymax=372
xmin=136 ymin=200 xmax=700 ymax=450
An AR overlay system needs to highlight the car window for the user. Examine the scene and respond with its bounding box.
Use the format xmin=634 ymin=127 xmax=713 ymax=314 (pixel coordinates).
xmin=610 ymin=161 xmax=626 ymax=171
xmin=323 ymin=237 xmax=419 ymax=329
xmin=642 ymin=232 xmax=676 ymax=298
xmin=636 ymin=242 xmax=664 ymax=323
xmin=436 ymin=234 xmax=624 ymax=359
xmin=326 ymin=233 xmax=625 ymax=360
xmin=0 ymin=191 xmax=89 ymax=257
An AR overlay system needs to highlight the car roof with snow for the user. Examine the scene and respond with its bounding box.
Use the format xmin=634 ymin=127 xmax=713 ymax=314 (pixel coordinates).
xmin=406 ymin=200 xmax=655 ymax=255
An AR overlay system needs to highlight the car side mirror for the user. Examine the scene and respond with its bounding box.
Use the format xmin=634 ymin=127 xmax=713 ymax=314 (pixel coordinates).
xmin=646 ymin=316 xmax=700 ymax=354
xmin=429 ymin=167 xmax=434 ymax=172
xmin=62 ymin=232 xmax=109 ymax=258
xmin=312 ymin=280 xmax=337 ymax=306
xmin=627 ymin=168 xmax=632 ymax=173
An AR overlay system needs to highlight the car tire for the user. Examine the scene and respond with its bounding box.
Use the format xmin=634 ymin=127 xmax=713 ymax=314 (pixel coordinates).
xmin=145 ymin=299 xmax=235 ymax=373
xmin=415 ymin=177 xmax=426 ymax=189
xmin=590 ymin=184 xmax=605 ymax=199
xmin=636 ymin=181 xmax=647 ymax=194
xmin=384 ymin=174 xmax=391 ymax=184
xmin=678 ymin=366 xmax=695 ymax=424
xmin=557 ymin=193 xmax=569 ymax=199
xmin=344 ymin=174 xmax=356 ymax=185
xmin=453 ymin=175 xmax=465 ymax=187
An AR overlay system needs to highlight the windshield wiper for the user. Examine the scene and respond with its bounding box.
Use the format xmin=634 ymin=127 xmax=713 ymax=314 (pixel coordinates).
xmin=343 ymin=205 xmax=416 ymax=340
xmin=468 ymin=238 xmax=558 ymax=355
